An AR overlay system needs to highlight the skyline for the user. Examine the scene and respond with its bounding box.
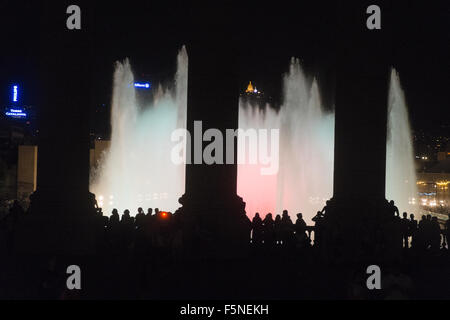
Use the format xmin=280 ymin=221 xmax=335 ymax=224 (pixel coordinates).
xmin=1 ymin=1 xmax=449 ymax=132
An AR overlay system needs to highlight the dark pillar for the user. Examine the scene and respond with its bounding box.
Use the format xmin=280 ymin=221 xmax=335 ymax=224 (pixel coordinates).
xmin=322 ymin=1 xmax=393 ymax=258
xmin=15 ymin=1 xmax=96 ymax=254
xmin=178 ymin=3 xmax=250 ymax=257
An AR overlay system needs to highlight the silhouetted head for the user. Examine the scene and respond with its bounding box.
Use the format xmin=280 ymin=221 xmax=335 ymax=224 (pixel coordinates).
xmin=147 ymin=208 xmax=153 ymax=215
xmin=138 ymin=207 xmax=143 ymax=214
xmin=297 ymin=213 xmax=303 ymax=219
xmin=255 ymin=212 xmax=260 ymax=218
xmin=124 ymin=209 xmax=130 ymax=216
xmin=282 ymin=210 xmax=288 ymax=216
xmin=403 ymin=212 xmax=407 ymax=218
xmin=389 ymin=200 xmax=394 ymax=206
xmin=266 ymin=213 xmax=273 ymax=219
xmin=432 ymin=216 xmax=438 ymax=222
xmin=155 ymin=208 xmax=160 ymax=214
xmin=410 ymin=213 xmax=414 ymax=219
xmin=427 ymin=214 xmax=431 ymax=220
xmin=275 ymin=214 xmax=281 ymax=221
xmin=112 ymin=208 xmax=118 ymax=216
xmin=421 ymin=215 xmax=426 ymax=221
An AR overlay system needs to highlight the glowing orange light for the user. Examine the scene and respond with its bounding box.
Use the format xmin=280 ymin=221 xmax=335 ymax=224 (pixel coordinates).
xmin=161 ymin=211 xmax=168 ymax=218
xmin=245 ymin=81 xmax=254 ymax=93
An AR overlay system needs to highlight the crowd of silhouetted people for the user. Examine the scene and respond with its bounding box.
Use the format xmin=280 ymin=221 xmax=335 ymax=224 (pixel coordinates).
xmin=1 ymin=199 xmax=449 ymax=257
xmin=383 ymin=200 xmax=448 ymax=252
xmin=249 ymin=211 xmax=312 ymax=249
xmin=249 ymin=201 xmax=449 ymax=253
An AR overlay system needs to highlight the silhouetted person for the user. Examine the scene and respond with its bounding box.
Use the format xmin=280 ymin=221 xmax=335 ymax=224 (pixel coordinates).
xmin=251 ymin=212 xmax=263 ymax=245
xmin=319 ymin=200 xmax=331 ymax=216
xmin=144 ymin=208 xmax=154 ymax=227
xmin=312 ymin=210 xmax=325 ymax=247
xmin=388 ymin=200 xmax=400 ymax=218
xmin=121 ymin=209 xmax=133 ymax=223
xmin=401 ymin=212 xmax=409 ymax=248
xmin=135 ymin=207 xmax=146 ymax=229
xmin=154 ymin=211 xmax=173 ymax=249
xmin=121 ymin=209 xmax=134 ymax=249
xmin=262 ymin=213 xmax=275 ymax=247
xmin=408 ymin=214 xmax=417 ymax=248
xmin=243 ymin=213 xmax=253 ymax=245
xmin=417 ymin=215 xmax=427 ymax=250
xmin=425 ymin=214 xmax=433 ymax=249
xmin=430 ymin=216 xmax=441 ymax=251
xmin=294 ymin=213 xmax=309 ymax=248
xmin=443 ymin=213 xmax=450 ymax=250
xmin=445 ymin=214 xmax=450 ymax=250
xmin=391 ymin=208 xmax=403 ymax=251
xmin=281 ymin=210 xmax=294 ymax=246
xmin=109 ymin=208 xmax=120 ymax=228
xmin=274 ymin=214 xmax=282 ymax=245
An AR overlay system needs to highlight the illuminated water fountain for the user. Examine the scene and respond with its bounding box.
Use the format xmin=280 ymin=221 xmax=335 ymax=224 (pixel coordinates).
xmin=90 ymin=48 xmax=188 ymax=214
xmin=91 ymin=49 xmax=417 ymax=222
xmin=386 ymin=69 xmax=418 ymax=214
xmin=237 ymin=59 xmax=334 ymax=223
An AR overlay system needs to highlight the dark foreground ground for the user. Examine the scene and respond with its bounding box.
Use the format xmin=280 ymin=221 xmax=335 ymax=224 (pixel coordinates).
xmin=1 ymin=247 xmax=449 ymax=300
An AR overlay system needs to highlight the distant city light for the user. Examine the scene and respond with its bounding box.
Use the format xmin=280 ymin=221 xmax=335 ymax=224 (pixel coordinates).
xmin=134 ymin=82 xmax=151 ymax=89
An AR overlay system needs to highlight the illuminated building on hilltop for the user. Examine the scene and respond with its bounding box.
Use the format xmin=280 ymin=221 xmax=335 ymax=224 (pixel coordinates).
xmin=240 ymin=81 xmax=268 ymax=107
xmin=243 ymin=81 xmax=262 ymax=95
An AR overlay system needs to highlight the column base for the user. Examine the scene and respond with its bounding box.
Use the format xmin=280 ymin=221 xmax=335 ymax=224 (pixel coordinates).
xmin=14 ymin=191 xmax=98 ymax=255
xmin=177 ymin=193 xmax=251 ymax=259
xmin=316 ymin=197 xmax=395 ymax=263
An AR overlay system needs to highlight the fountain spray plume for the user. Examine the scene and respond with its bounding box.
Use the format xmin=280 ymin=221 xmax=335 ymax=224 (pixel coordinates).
xmin=237 ymin=58 xmax=335 ymax=223
xmin=386 ymin=68 xmax=418 ymax=214
xmin=90 ymin=47 xmax=188 ymax=215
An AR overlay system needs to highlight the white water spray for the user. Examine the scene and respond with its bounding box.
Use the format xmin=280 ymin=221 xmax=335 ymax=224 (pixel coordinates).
xmin=90 ymin=48 xmax=188 ymax=214
xmin=386 ymin=69 xmax=418 ymax=214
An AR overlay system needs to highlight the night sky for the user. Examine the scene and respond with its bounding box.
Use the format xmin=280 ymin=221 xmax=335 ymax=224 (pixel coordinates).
xmin=1 ymin=0 xmax=449 ymax=133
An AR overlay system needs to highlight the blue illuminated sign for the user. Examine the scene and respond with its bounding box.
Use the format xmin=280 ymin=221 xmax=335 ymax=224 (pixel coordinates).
xmin=134 ymin=82 xmax=151 ymax=89
xmin=418 ymin=192 xmax=436 ymax=196
xmin=5 ymin=108 xmax=27 ymax=118
xmin=12 ymin=85 xmax=19 ymax=102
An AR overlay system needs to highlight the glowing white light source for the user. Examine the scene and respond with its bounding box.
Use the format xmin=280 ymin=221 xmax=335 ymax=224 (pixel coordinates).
xmin=13 ymin=85 xmax=18 ymax=102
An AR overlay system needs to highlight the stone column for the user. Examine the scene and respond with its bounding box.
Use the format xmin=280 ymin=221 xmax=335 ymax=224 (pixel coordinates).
xmin=178 ymin=3 xmax=250 ymax=257
xmin=321 ymin=1 xmax=393 ymax=258
xmin=15 ymin=1 xmax=97 ymax=255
